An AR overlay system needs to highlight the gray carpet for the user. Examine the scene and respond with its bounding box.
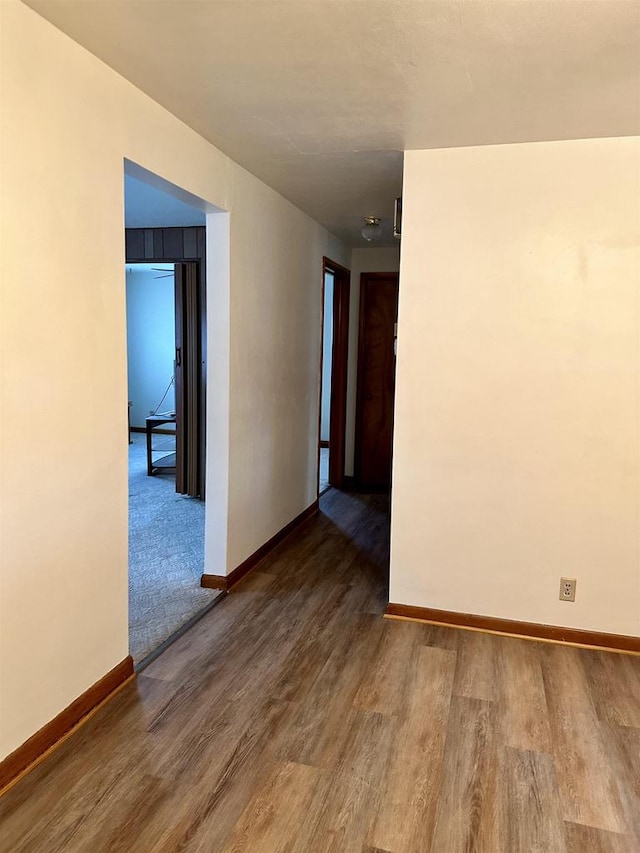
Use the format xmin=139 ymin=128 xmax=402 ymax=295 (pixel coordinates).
xmin=128 ymin=432 xmax=220 ymax=664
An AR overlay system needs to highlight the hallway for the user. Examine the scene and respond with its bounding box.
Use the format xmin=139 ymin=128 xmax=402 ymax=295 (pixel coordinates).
xmin=1 ymin=490 xmax=639 ymax=851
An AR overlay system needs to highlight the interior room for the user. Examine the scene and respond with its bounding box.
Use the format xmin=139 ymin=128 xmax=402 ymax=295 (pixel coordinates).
xmin=126 ymin=262 xmax=176 ymax=438
xmin=318 ymin=268 xmax=333 ymax=494
xmin=1 ymin=1 xmax=638 ymax=850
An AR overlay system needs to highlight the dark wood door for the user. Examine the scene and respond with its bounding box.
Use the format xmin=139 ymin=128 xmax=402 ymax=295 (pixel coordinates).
xmin=355 ymin=273 xmax=399 ymax=488
xmin=174 ymin=262 xmax=201 ymax=497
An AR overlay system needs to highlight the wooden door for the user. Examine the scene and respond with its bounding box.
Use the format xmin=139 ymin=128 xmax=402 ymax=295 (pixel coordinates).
xmin=320 ymin=258 xmax=350 ymax=492
xmin=174 ymin=262 xmax=201 ymax=497
xmin=355 ymin=272 xmax=399 ymax=488
xmin=328 ymin=265 xmax=350 ymax=488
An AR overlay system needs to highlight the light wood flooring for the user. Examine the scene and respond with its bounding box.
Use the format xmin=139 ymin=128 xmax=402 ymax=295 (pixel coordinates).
xmin=1 ymin=489 xmax=639 ymax=852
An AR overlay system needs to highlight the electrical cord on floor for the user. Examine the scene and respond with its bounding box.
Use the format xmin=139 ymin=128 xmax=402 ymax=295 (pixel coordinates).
xmin=152 ymin=376 xmax=176 ymax=416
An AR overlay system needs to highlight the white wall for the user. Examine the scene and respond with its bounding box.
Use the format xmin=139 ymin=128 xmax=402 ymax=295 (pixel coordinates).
xmin=0 ymin=1 xmax=348 ymax=761
xmin=345 ymin=246 xmax=401 ymax=475
xmin=391 ymin=138 xmax=640 ymax=636
xmin=320 ymin=271 xmax=334 ymax=442
xmin=126 ymin=267 xmax=175 ymax=427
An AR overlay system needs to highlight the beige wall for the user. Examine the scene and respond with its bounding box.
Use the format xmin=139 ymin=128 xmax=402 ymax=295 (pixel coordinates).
xmin=391 ymin=138 xmax=640 ymax=636
xmin=0 ymin=1 xmax=347 ymax=760
xmin=345 ymin=246 xmax=401 ymax=475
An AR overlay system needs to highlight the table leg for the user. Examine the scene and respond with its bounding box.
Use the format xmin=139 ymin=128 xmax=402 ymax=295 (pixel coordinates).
xmin=146 ymin=421 xmax=153 ymax=476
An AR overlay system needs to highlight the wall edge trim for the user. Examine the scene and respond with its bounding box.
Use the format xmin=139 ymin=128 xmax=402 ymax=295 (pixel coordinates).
xmin=385 ymin=603 xmax=640 ymax=655
xmin=0 ymin=656 xmax=135 ymax=796
xmin=201 ymin=499 xmax=320 ymax=592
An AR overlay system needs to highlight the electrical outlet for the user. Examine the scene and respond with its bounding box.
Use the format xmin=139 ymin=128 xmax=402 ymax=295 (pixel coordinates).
xmin=559 ymin=577 xmax=577 ymax=602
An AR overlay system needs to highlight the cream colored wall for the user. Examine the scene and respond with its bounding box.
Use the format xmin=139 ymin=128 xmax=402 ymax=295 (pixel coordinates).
xmin=345 ymin=246 xmax=401 ymax=476
xmin=391 ymin=138 xmax=640 ymax=636
xmin=0 ymin=1 xmax=347 ymax=761
xmin=224 ymin=170 xmax=348 ymax=568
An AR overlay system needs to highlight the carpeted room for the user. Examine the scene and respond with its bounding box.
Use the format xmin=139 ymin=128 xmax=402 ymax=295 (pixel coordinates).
xmin=126 ymin=257 xmax=219 ymax=665
xmin=128 ymin=430 xmax=219 ymax=663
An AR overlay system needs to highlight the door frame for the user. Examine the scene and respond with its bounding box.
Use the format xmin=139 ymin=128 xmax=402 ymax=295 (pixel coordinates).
xmin=354 ymin=271 xmax=399 ymax=487
xmin=125 ymin=226 xmax=206 ymax=498
xmin=319 ymin=257 xmax=350 ymax=492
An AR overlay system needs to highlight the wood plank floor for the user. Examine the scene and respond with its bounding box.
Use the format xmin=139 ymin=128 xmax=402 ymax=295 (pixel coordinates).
xmin=1 ymin=489 xmax=639 ymax=852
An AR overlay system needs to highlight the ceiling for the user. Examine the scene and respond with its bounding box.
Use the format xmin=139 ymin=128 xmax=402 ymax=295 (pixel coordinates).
xmin=124 ymin=174 xmax=206 ymax=229
xmin=23 ymin=0 xmax=640 ymax=247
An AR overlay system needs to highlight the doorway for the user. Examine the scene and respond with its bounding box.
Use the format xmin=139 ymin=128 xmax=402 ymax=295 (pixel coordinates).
xmin=125 ymin=257 xmax=215 ymax=665
xmin=125 ymin=228 xmax=206 ymax=498
xmin=318 ymin=257 xmax=350 ymax=494
xmin=124 ymin=167 xmax=221 ymax=666
xmin=355 ymin=272 xmax=399 ymax=488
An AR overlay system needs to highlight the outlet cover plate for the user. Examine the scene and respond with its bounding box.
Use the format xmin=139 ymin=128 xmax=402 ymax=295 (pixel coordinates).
xmin=559 ymin=577 xmax=577 ymax=602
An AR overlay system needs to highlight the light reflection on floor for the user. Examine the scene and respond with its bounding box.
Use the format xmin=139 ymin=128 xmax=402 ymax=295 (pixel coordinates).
xmin=319 ymin=446 xmax=329 ymax=493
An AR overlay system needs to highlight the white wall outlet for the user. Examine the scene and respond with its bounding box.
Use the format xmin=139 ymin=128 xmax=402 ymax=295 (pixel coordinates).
xmin=559 ymin=577 xmax=577 ymax=602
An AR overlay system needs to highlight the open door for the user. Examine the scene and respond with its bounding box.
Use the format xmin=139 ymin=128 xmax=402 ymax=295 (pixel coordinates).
xmin=174 ymin=262 xmax=201 ymax=497
xmin=327 ymin=262 xmax=350 ymax=488
xmin=125 ymin=225 xmax=206 ymax=499
xmin=319 ymin=257 xmax=350 ymax=493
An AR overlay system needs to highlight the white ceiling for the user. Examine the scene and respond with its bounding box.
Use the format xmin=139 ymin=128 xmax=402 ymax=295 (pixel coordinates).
xmin=124 ymin=174 xmax=206 ymax=229
xmin=24 ymin=0 xmax=640 ymax=247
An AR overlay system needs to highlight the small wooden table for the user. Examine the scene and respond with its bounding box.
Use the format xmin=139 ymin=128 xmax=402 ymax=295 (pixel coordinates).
xmin=145 ymin=414 xmax=177 ymax=476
